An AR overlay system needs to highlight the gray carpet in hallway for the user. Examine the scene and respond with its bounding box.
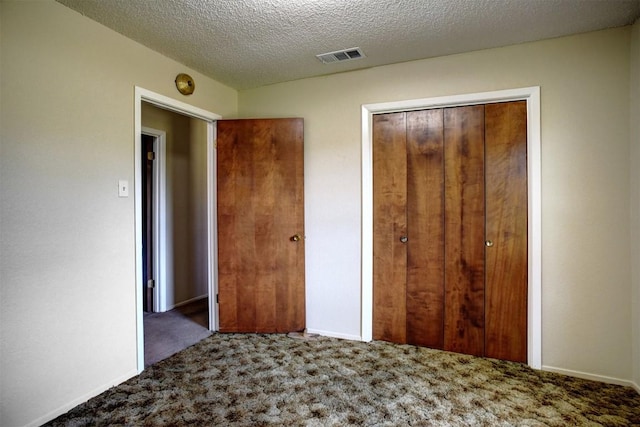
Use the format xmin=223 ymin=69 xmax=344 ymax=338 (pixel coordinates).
xmin=144 ymin=300 xmax=211 ymax=367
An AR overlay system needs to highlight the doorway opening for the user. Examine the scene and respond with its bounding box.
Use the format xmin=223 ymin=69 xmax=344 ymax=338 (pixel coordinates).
xmin=371 ymin=102 xmax=528 ymax=363
xmin=134 ymin=87 xmax=221 ymax=372
xmin=140 ymin=129 xmax=164 ymax=313
xmin=140 ymin=105 xmax=211 ymax=366
xmin=142 ymin=132 xmax=155 ymax=313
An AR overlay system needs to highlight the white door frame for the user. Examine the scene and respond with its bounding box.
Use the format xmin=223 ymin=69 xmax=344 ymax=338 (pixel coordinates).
xmin=140 ymin=127 xmax=167 ymax=313
xmin=134 ymin=87 xmax=221 ymax=372
xmin=361 ymin=86 xmax=542 ymax=369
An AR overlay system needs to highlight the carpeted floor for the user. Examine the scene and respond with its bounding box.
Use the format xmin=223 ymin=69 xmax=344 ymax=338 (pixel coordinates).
xmin=46 ymin=334 xmax=640 ymax=426
xmin=144 ymin=299 xmax=211 ymax=367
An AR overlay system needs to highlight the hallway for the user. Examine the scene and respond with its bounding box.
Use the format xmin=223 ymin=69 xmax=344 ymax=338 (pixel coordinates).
xmin=144 ymin=298 xmax=211 ymax=367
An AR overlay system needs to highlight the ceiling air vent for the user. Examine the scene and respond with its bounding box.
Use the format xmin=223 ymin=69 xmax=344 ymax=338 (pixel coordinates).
xmin=316 ymin=47 xmax=365 ymax=64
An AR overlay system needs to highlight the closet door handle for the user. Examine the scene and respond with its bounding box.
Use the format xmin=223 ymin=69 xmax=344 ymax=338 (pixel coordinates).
xmin=485 ymin=240 xmax=494 ymax=247
xmin=399 ymin=236 xmax=408 ymax=243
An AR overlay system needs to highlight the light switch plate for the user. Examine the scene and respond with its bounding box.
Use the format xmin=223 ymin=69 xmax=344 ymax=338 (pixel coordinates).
xmin=118 ymin=180 xmax=129 ymax=197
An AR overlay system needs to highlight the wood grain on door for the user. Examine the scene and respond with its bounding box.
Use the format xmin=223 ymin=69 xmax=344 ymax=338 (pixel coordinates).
xmin=217 ymin=118 xmax=305 ymax=333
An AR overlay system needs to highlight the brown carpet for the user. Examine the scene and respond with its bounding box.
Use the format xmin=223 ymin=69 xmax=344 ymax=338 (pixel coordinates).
xmin=45 ymin=334 xmax=640 ymax=426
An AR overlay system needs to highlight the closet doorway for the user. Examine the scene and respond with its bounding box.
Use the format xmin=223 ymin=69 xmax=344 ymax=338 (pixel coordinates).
xmin=373 ymin=102 xmax=527 ymax=362
xmin=361 ymin=87 xmax=542 ymax=368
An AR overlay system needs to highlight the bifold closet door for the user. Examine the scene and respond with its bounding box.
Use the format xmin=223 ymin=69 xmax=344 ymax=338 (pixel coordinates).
xmin=406 ymin=110 xmax=445 ymax=348
xmin=372 ymin=101 xmax=527 ymax=363
xmin=372 ymin=112 xmax=408 ymax=343
xmin=373 ymin=110 xmax=446 ymax=348
xmin=443 ymin=105 xmax=486 ymax=357
xmin=484 ymin=102 xmax=528 ymax=362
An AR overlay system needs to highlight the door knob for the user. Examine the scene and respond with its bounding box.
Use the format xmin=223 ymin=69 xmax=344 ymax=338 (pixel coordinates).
xmin=399 ymin=236 xmax=408 ymax=243
xmin=290 ymin=234 xmax=302 ymax=242
xmin=485 ymin=240 xmax=494 ymax=247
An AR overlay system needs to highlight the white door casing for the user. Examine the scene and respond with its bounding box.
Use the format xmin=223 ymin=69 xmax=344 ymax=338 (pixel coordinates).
xmin=134 ymin=87 xmax=221 ymax=373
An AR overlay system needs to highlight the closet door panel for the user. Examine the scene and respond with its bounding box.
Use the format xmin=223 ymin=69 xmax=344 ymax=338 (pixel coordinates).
xmin=485 ymin=101 xmax=528 ymax=362
xmin=373 ymin=113 xmax=408 ymax=343
xmin=406 ymin=109 xmax=445 ymax=348
xmin=443 ymin=105 xmax=486 ymax=357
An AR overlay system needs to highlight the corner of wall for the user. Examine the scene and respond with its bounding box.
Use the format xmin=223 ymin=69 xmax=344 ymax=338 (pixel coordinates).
xmin=630 ymin=18 xmax=640 ymax=391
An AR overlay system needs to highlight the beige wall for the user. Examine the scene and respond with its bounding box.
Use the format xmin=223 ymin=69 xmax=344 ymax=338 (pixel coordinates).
xmin=631 ymin=19 xmax=640 ymax=389
xmin=0 ymin=1 xmax=237 ymax=426
xmin=1 ymin=1 xmax=638 ymax=425
xmin=142 ymin=103 xmax=209 ymax=307
xmin=239 ymin=27 xmax=634 ymax=383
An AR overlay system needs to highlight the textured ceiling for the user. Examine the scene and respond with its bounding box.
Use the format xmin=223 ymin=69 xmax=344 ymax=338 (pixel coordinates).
xmin=57 ymin=0 xmax=640 ymax=90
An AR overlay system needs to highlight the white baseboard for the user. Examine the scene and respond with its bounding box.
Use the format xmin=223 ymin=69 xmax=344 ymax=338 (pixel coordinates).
xmin=305 ymin=328 xmax=361 ymax=342
xmin=26 ymin=369 xmax=138 ymax=427
xmin=542 ymin=365 xmax=636 ymax=389
xmin=633 ymin=380 xmax=640 ymax=394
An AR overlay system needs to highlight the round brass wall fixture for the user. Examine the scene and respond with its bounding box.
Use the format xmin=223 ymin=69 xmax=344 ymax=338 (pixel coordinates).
xmin=175 ymin=73 xmax=195 ymax=95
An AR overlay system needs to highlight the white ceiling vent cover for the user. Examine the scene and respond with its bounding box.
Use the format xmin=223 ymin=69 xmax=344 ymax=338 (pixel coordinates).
xmin=316 ymin=47 xmax=365 ymax=64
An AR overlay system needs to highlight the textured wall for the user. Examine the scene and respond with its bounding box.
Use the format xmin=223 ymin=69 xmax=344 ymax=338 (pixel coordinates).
xmin=0 ymin=1 xmax=237 ymax=426
xmin=239 ymin=27 xmax=634 ymax=383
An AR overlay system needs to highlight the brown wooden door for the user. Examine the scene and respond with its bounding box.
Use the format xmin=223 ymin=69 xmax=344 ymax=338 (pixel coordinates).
xmin=484 ymin=101 xmax=528 ymax=362
xmin=372 ymin=102 xmax=527 ymax=363
xmin=443 ymin=105 xmax=486 ymax=357
xmin=372 ymin=112 xmax=408 ymax=343
xmin=405 ymin=109 xmax=445 ymax=348
xmin=216 ymin=118 xmax=305 ymax=333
